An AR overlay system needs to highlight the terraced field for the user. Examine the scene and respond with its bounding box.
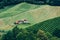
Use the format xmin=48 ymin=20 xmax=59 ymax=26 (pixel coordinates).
xmin=0 ymin=2 xmax=60 ymax=32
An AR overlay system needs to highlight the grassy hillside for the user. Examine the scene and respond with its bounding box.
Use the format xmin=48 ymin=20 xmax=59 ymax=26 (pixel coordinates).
xmin=0 ymin=2 xmax=60 ymax=31
xmin=0 ymin=2 xmax=40 ymax=30
xmin=0 ymin=6 xmax=14 ymax=13
xmin=2 ymin=17 xmax=60 ymax=40
xmin=0 ymin=2 xmax=60 ymax=40
xmin=26 ymin=17 xmax=60 ymax=33
xmin=0 ymin=3 xmax=40 ymax=18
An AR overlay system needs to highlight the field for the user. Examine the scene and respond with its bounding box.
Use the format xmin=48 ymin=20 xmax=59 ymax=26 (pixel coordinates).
xmin=0 ymin=2 xmax=60 ymax=35
xmin=27 ymin=17 xmax=60 ymax=33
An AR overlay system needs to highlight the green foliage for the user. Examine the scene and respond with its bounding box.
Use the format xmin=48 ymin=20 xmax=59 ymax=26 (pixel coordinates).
xmin=12 ymin=26 xmax=20 ymax=36
xmin=2 ymin=23 xmax=60 ymax=40
xmin=0 ymin=2 xmax=4 ymax=9
xmin=0 ymin=0 xmax=60 ymax=9
xmin=2 ymin=26 xmax=20 ymax=40
xmin=37 ymin=30 xmax=48 ymax=40
xmin=53 ymin=28 xmax=60 ymax=38
xmin=26 ymin=17 xmax=60 ymax=33
xmin=1 ymin=17 xmax=60 ymax=40
xmin=2 ymin=27 xmax=50 ymax=40
xmin=50 ymin=37 xmax=60 ymax=40
xmin=2 ymin=31 xmax=13 ymax=40
xmin=46 ymin=32 xmax=52 ymax=38
xmin=17 ymin=29 xmax=36 ymax=40
xmin=16 ymin=29 xmax=49 ymax=40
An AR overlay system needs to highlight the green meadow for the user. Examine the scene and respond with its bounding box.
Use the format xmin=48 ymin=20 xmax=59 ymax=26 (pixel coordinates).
xmin=0 ymin=3 xmax=60 ymax=40
xmin=0 ymin=2 xmax=60 ymax=31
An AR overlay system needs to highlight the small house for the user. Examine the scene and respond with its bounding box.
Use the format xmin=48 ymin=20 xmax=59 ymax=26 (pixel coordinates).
xmin=14 ymin=19 xmax=30 ymax=24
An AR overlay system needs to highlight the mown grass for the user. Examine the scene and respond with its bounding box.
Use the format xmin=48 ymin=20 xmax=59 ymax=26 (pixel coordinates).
xmin=0 ymin=6 xmax=14 ymax=13
xmin=0 ymin=2 xmax=60 ymax=31
xmin=0 ymin=2 xmax=40 ymax=18
xmin=0 ymin=2 xmax=41 ymax=31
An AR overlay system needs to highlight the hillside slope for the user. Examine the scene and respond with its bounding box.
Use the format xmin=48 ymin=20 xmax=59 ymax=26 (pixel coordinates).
xmin=0 ymin=2 xmax=60 ymax=31
xmin=0 ymin=2 xmax=40 ymax=30
xmin=26 ymin=17 xmax=60 ymax=33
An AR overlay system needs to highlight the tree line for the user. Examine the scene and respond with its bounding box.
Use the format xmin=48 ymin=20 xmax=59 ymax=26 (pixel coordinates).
xmin=0 ymin=0 xmax=60 ymax=9
xmin=1 ymin=25 xmax=60 ymax=40
xmin=1 ymin=26 xmax=50 ymax=40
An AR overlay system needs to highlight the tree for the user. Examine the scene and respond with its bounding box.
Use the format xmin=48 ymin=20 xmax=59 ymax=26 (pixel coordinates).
xmin=12 ymin=26 xmax=20 ymax=40
xmin=37 ymin=30 xmax=48 ymax=40
xmin=2 ymin=31 xmax=14 ymax=40
xmin=2 ymin=26 xmax=20 ymax=40
xmin=53 ymin=28 xmax=60 ymax=38
xmin=16 ymin=29 xmax=36 ymax=40
xmin=0 ymin=2 xmax=4 ymax=9
xmin=46 ymin=32 xmax=52 ymax=38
